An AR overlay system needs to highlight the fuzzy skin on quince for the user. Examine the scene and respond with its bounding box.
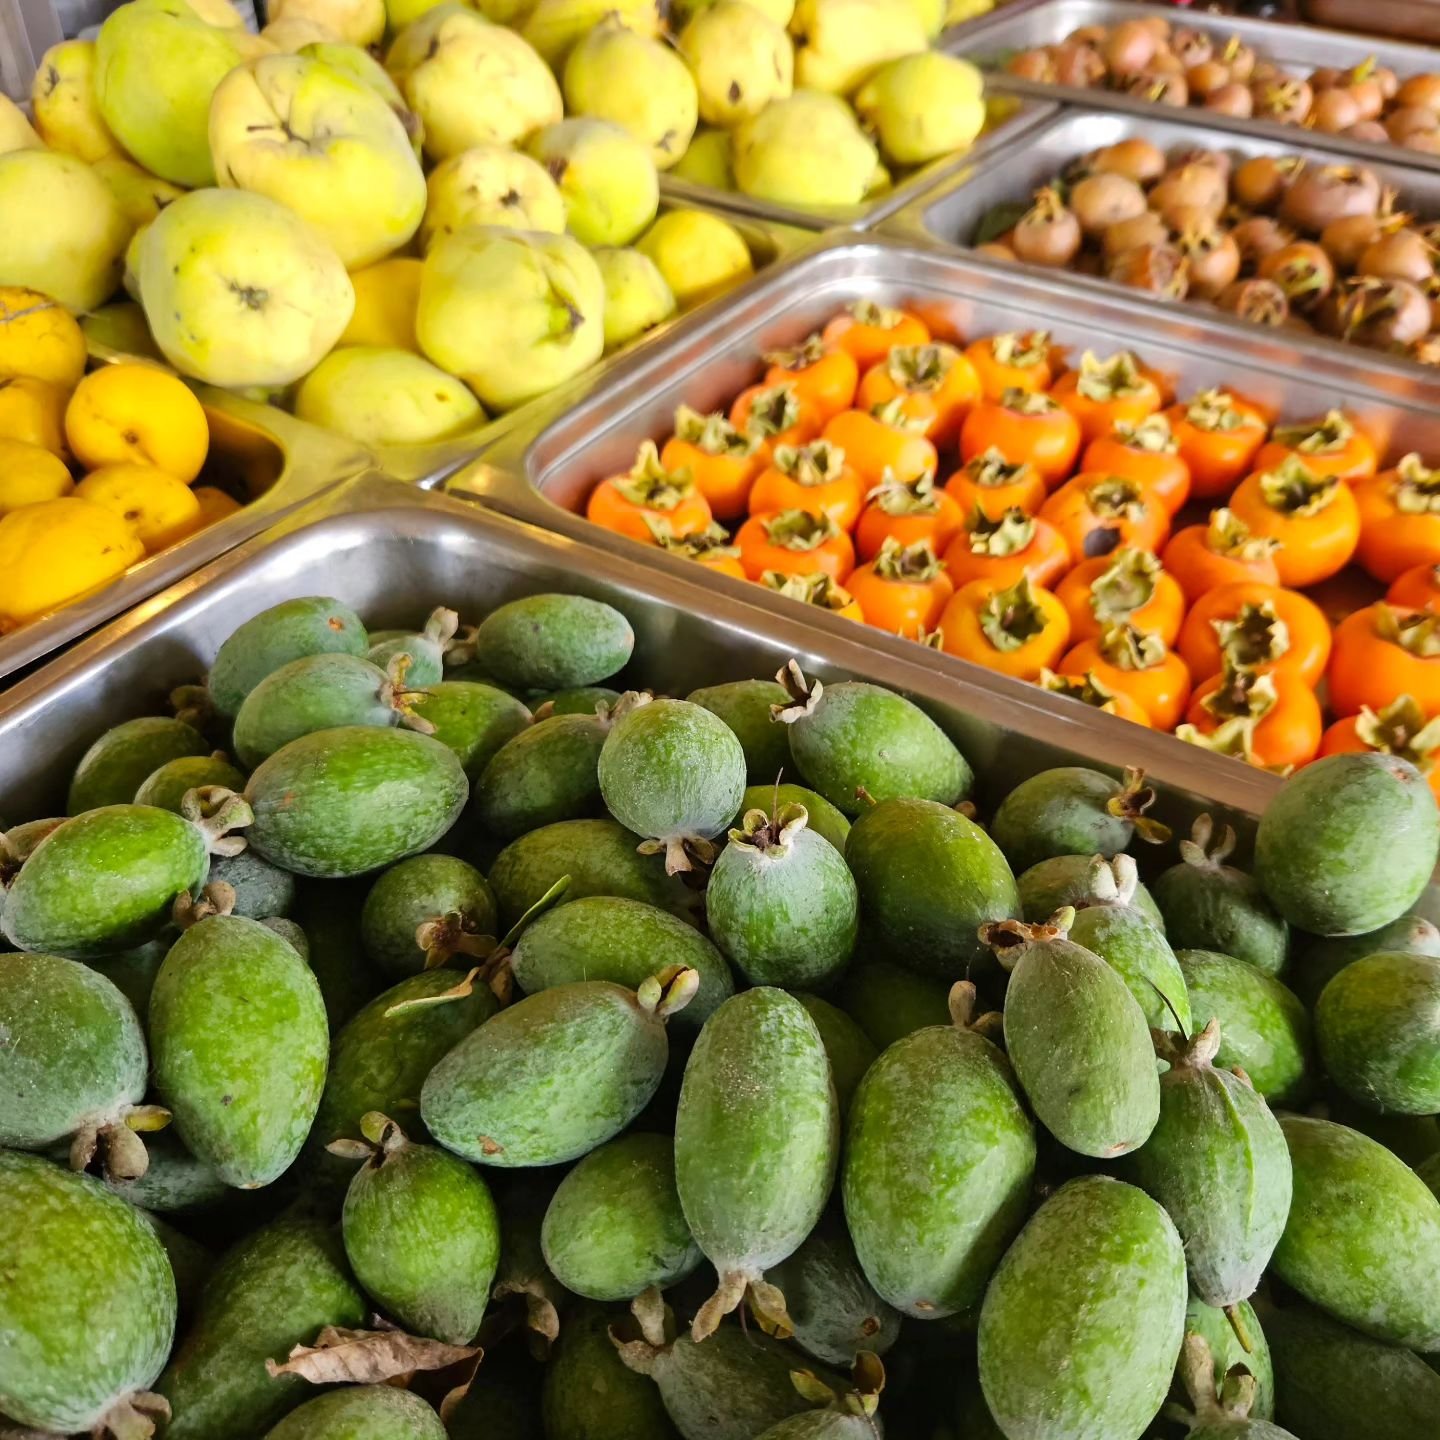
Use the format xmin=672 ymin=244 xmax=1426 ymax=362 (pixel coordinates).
xmin=636 ymin=208 xmax=751 ymax=307
xmin=732 ymin=90 xmax=879 ymax=207
xmin=674 ymin=0 xmax=794 ymax=24
xmin=260 ymin=14 xmax=338 ymax=48
xmin=680 ymin=1 xmax=793 ymax=128
xmin=791 ymin=0 xmax=928 ymax=96
xmin=524 ymin=118 xmax=659 ymax=248
xmin=520 ymin=0 xmax=662 ymax=70
xmin=137 ymin=188 xmax=354 ymax=389
xmin=387 ymin=3 xmax=562 ymax=163
xmin=0 ymin=96 xmax=43 ymax=157
xmin=269 ymin=0 xmax=384 ymax=47
xmin=593 ymin=246 xmax=676 ymax=351
xmin=301 ymin=41 xmax=425 ymax=156
xmin=422 ymin=146 xmax=566 ymax=252
xmin=341 ymin=257 xmax=423 ymax=350
xmin=416 ymin=226 xmax=604 ymax=412
xmin=854 ymin=52 xmax=985 ymax=167
xmin=30 ymin=41 xmax=117 ymax=162
xmin=91 ymin=155 xmax=186 ymax=230
xmin=670 ymin=129 xmax=733 ymax=190
xmin=210 ymin=53 xmax=426 ymax=270
xmin=902 ymin=0 xmax=945 ymax=35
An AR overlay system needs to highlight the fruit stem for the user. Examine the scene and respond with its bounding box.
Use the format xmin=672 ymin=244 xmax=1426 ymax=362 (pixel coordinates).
xmin=180 ymin=786 xmax=254 ymax=857
xmin=636 ymin=964 xmax=699 ymax=1021
xmin=172 ymin=881 xmax=237 ymax=929
xmin=978 ymin=910 xmax=1075 ymax=970
xmin=771 ymin=659 xmax=824 ymax=723
xmin=692 ymin=1267 xmax=758 ymax=1342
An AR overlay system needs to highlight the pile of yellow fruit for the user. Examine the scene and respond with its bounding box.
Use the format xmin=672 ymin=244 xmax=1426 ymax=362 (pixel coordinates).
xmin=0 ymin=0 xmax=990 ymax=454
xmin=0 ymin=288 xmax=228 ymax=634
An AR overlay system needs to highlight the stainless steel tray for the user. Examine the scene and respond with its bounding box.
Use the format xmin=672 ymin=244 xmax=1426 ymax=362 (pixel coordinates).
xmin=0 ymin=473 xmax=1276 ymax=842
xmin=0 ymin=386 xmax=371 ymax=685
xmin=946 ymin=0 xmax=1440 ymax=173
xmin=884 ymin=107 xmax=1440 ymax=393
xmin=1302 ymin=0 xmax=1440 ymax=44
xmin=657 ymin=94 xmax=1058 ymax=232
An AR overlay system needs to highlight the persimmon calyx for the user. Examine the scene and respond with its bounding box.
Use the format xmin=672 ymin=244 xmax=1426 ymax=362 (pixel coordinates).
xmin=762 ymin=331 xmax=826 ymax=371
xmin=847 ymin=298 xmax=905 ymax=329
xmin=1213 ymin=600 xmax=1290 ymax=667
xmin=1375 ymin=603 xmax=1440 ymax=657
xmin=885 ymin=343 xmax=958 ymax=393
xmin=1392 ymin=453 xmax=1440 ymax=514
xmin=965 ymin=447 xmax=1032 ymax=488
xmin=979 ymin=575 xmax=1049 ymax=653
xmin=1085 ymin=476 xmax=1146 ymax=521
xmin=872 ymin=537 xmax=944 ymax=582
xmin=1354 ymin=693 xmax=1440 ymax=765
xmin=647 ymin=518 xmax=740 ymax=560
xmin=1112 ymin=415 xmax=1177 ymax=454
xmin=1091 ymin=546 xmax=1161 ymax=621
xmin=761 ymin=508 xmax=841 ymax=552
xmin=1258 ymin=457 xmax=1339 ymax=516
xmin=1075 ymin=349 xmax=1146 ymax=402
xmin=1271 ymin=408 xmax=1354 ymax=455
xmin=990 ymin=329 xmax=1050 ymax=368
xmin=614 ymin=441 xmax=696 ymax=509
xmin=968 ymin=506 xmax=1036 ymax=557
xmin=1185 ymin=388 xmax=1252 ymax=434
xmin=672 ymin=405 xmax=758 ymax=457
xmin=743 ymin=383 xmax=802 ymax=439
xmin=761 ymin=569 xmax=857 ymax=614
xmin=774 ymin=440 xmax=846 ymax=486
xmin=999 ymin=385 xmax=1060 ymax=417
xmin=1097 ymin=622 xmax=1167 ymax=671
xmin=1039 ymin=666 xmax=1125 ymax=712
xmin=1206 ymin=508 xmax=1279 ymax=561
xmin=866 ymin=469 xmax=939 ymax=516
xmin=871 ymin=396 xmax=932 ymax=434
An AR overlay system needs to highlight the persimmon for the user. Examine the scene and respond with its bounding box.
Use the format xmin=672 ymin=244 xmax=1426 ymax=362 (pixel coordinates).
xmin=964 ymin=330 xmax=1054 ymax=401
xmin=944 ymin=447 xmax=1048 ymax=520
xmin=729 ymin=381 xmax=822 ymax=460
xmin=1179 ymin=662 xmax=1324 ymax=771
xmin=847 ymin=537 xmax=955 ymax=636
xmin=854 ymin=471 xmax=963 ymax=562
xmin=1329 ymin=603 xmax=1440 ymax=718
xmin=586 ymin=441 xmax=713 ymax=544
xmin=943 ymin=507 xmax=1070 ymax=590
xmin=1057 ymin=548 xmax=1186 ymax=647
xmin=821 ymin=406 xmax=937 ymax=489
xmin=1354 ymin=454 xmax=1440 ymax=583
xmin=660 ymin=406 xmax=764 ymax=521
xmin=1251 ymin=409 xmax=1378 ymax=482
xmin=1161 ymin=509 xmax=1282 ymax=604
xmin=821 ymin=300 xmax=930 ymax=370
xmin=748 ymin=440 xmax=864 ymax=530
xmin=1038 ymin=668 xmax=1152 ymax=726
xmin=1228 ymin=457 xmax=1361 ymax=587
xmin=1177 ymin=582 xmax=1331 ymax=686
xmin=1081 ymin=415 xmax=1191 ymax=515
xmin=734 ymin=508 xmax=855 ymax=583
xmin=649 ymin=520 xmax=747 ymax=581
xmin=938 ymin=574 xmax=1071 ymax=681
xmin=1040 ymin=472 xmax=1171 ymax=561
xmin=1318 ymin=695 xmax=1440 ymax=800
xmin=759 ymin=569 xmax=864 ymax=622
xmin=1164 ymin=388 xmax=1269 ymax=499
xmin=763 ymin=333 xmax=859 ymax=421
xmin=958 ymin=388 xmax=1081 ymax=488
xmin=1059 ymin=623 xmax=1193 ymax=731
xmin=1050 ymin=351 xmax=1164 ymax=443
xmin=855 ymin=343 xmax=981 ymax=445
xmin=1388 ymin=562 xmax=1440 ymax=612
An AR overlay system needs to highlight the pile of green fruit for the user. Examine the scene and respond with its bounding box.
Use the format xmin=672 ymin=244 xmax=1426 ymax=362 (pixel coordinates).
xmin=3 ymin=585 xmax=1440 ymax=1440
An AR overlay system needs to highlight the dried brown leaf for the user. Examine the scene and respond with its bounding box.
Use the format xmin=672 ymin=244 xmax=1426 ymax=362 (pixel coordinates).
xmin=264 ymin=1326 xmax=479 ymax=1385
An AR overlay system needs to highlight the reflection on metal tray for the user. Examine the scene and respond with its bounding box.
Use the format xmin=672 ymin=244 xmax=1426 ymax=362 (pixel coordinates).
xmin=657 ymin=94 xmax=1057 ymax=232
xmin=0 ymin=386 xmax=371 ymax=685
xmin=883 ymin=108 xmax=1440 ymax=393
xmin=0 ymin=474 xmax=1275 ymax=846
xmin=945 ymin=0 xmax=1440 ymax=173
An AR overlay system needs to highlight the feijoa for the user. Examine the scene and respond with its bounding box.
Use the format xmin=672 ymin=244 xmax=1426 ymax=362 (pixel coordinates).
xmin=473 ymin=593 xmax=634 ymax=691
xmin=1017 ymin=851 xmax=1166 ymax=930
xmin=264 ymin=1386 xmax=446 ymax=1440
xmin=833 ymin=960 xmax=950 ymax=1050
xmin=359 ymin=852 xmax=497 ymax=978
xmin=366 ymin=605 xmax=459 ymax=686
xmin=409 ymin=679 xmax=532 ymax=779
xmin=688 ymin=678 xmax=790 ymax=784
xmin=541 ymin=1302 xmax=676 ymax=1440
xmin=1179 ymin=1297 xmax=1274 ymax=1422
xmin=739 ymin=783 xmax=850 ymax=852
xmin=795 ymin=993 xmax=877 ymax=1115
xmin=1290 ymin=913 xmax=1440 ymax=1010
xmin=539 ymin=685 xmax=621 ymax=716
xmin=208 ymin=846 xmax=296 ymax=920
xmin=104 ymin=1127 xmax=228 ymax=1214
xmin=1168 ymin=1334 xmax=1291 ymax=1440
xmin=134 ymin=752 xmax=246 ymax=812
xmin=473 ymin=710 xmax=609 ymax=839
xmin=67 ymin=714 xmax=208 ymax=814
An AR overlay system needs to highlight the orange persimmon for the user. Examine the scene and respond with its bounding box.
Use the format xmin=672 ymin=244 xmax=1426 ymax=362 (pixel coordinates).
xmin=1040 ymin=472 xmax=1171 ymax=561
xmin=943 ymin=507 xmax=1070 ymax=590
xmin=1164 ymin=388 xmax=1269 ymax=500
xmin=855 ymin=343 xmax=981 ymax=445
xmin=759 ymin=569 xmax=864 ymax=622
xmin=1056 ymin=548 xmax=1186 ymax=647
xmin=938 ymin=573 xmax=1071 ymax=681
xmin=1251 ymin=409 xmax=1378 ymax=483
xmin=821 ymin=300 xmax=930 ymax=370
xmin=1176 ymin=581 xmax=1331 ymax=686
xmin=729 ymin=381 xmax=823 ymax=460
xmin=1318 ymin=695 xmax=1440 ymax=800
xmin=586 ymin=441 xmax=713 ymax=544
xmin=944 ymin=447 xmax=1048 ymax=521
xmin=1050 ymin=351 xmax=1164 ymax=443
xmin=1353 ymin=454 xmax=1440 ymax=584
xmin=1228 ymin=457 xmax=1360 ymax=588
xmin=1179 ymin=662 xmax=1324 ymax=771
xmin=1081 ymin=414 xmax=1191 ymax=515
xmin=847 ymin=537 xmax=955 ymax=636
xmin=649 ymin=520 xmax=747 ymax=580
xmin=854 ymin=471 xmax=964 ymax=562
xmin=821 ymin=406 xmax=937 ymax=489
xmin=1329 ymin=603 xmax=1440 ymax=718
xmin=1059 ymin=623 xmax=1193 ymax=731
xmin=964 ymin=330 xmax=1054 ymax=402
xmin=748 ymin=440 xmax=864 ymax=530
xmin=660 ymin=406 xmax=764 ymax=521
xmin=1389 ymin=562 xmax=1440 ymax=613
xmin=762 ymin=333 xmax=859 ymax=421
xmin=1161 ymin=509 xmax=1282 ymax=604
xmin=959 ymin=388 xmax=1082 ymax=488
xmin=734 ymin=507 xmax=855 ymax=583
xmin=1038 ymin=668 xmax=1153 ymax=726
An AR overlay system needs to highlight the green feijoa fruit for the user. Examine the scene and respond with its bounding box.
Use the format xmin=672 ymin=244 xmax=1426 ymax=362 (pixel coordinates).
xmin=88 ymin=937 xmax=168 ymax=1017
xmin=843 ymin=983 xmax=1035 ymax=1320
xmin=1255 ymin=753 xmax=1440 ymax=936
xmin=67 ymin=715 xmax=208 ymax=814
xmin=510 ymin=895 xmax=731 ymax=1033
xmin=541 ymin=1131 xmax=701 ymax=1301
xmin=422 ymin=970 xmax=693 ymax=1165
xmin=1 ymin=800 xmax=234 ymax=958
xmin=1065 ymin=854 xmax=1191 ymax=1033
xmin=1327 ymin=1094 xmax=1440 ymax=1169
xmin=1259 ymin=1295 xmax=1440 ymax=1440
xmin=1316 ymin=951 xmax=1440 ymax=1114
xmin=1179 ymin=1297 xmax=1274 ymax=1422
xmin=0 ymin=1151 xmax=176 ymax=1434
xmin=336 ymin=1113 xmax=499 ymax=1344
xmin=688 ymin=678 xmax=790 ymax=785
xmin=475 ymin=594 xmax=635 ymax=691
xmin=208 ymin=846 xmax=297 ymax=919
xmin=156 ymin=1218 xmax=367 ymax=1440
xmin=245 ymin=725 xmax=469 ymax=878
xmin=359 ymin=853 xmax=497 ymax=978
xmin=264 ymin=1385 xmax=446 ymax=1440
xmin=0 ymin=951 xmax=149 ymax=1174
xmin=986 ymin=915 xmax=1159 ymax=1159
xmin=845 ymin=797 xmax=1018 ymax=979
xmin=990 ymin=765 xmax=1170 ymax=874
xmin=795 ymin=994 xmax=877 ymax=1116
xmin=492 ymin=1173 xmax=567 ymax=1349
xmin=977 ymin=1175 xmax=1188 ymax=1440
xmin=539 ymin=685 xmax=621 ymax=716
xmin=366 ymin=605 xmax=460 ymax=687
xmin=208 ymin=595 xmax=368 ymax=718
xmin=761 ymin=1209 xmax=899 ymax=1367
xmin=144 ymin=1210 xmax=215 ymax=1322
xmin=1291 ymin=913 xmax=1440 ymax=1010
xmin=105 ymin=1127 xmax=228 ymax=1213
xmin=1126 ymin=1021 xmax=1292 ymax=1307
xmin=487 ymin=818 xmax=693 ymax=928
xmin=777 ymin=667 xmax=971 ymax=816
xmin=833 ymin=960 xmax=950 ymax=1051
xmin=754 ymin=1409 xmax=880 ymax=1439
xmin=740 ymin=783 xmax=850 ymax=852
xmin=409 ymin=679 xmax=532 ymax=780
xmin=1178 ymin=949 xmax=1315 ymax=1106
xmin=1152 ymin=815 xmax=1289 ymax=977
xmin=135 ymin=752 xmax=246 ymax=812
xmin=473 ymin=711 xmax=609 ymax=839
xmin=598 ymin=696 xmax=746 ymax=874
xmin=292 ymin=878 xmax=385 ymax=1032
xmin=706 ymin=803 xmax=858 ymax=989
xmin=150 ymin=904 xmax=329 ymax=1188
xmin=0 ymin=817 xmax=62 ymax=929
xmin=1273 ymin=1114 xmax=1440 ymax=1350
xmin=1017 ymin=852 xmax=1166 ymax=930
xmin=541 ymin=1302 xmax=676 ymax=1440
xmin=674 ymin=987 xmax=839 ymax=1339
xmin=1169 ymin=1334 xmax=1293 ymax=1440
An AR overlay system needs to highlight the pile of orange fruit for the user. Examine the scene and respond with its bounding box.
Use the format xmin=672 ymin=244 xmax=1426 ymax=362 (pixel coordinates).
xmin=583 ymin=299 xmax=1440 ymax=782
